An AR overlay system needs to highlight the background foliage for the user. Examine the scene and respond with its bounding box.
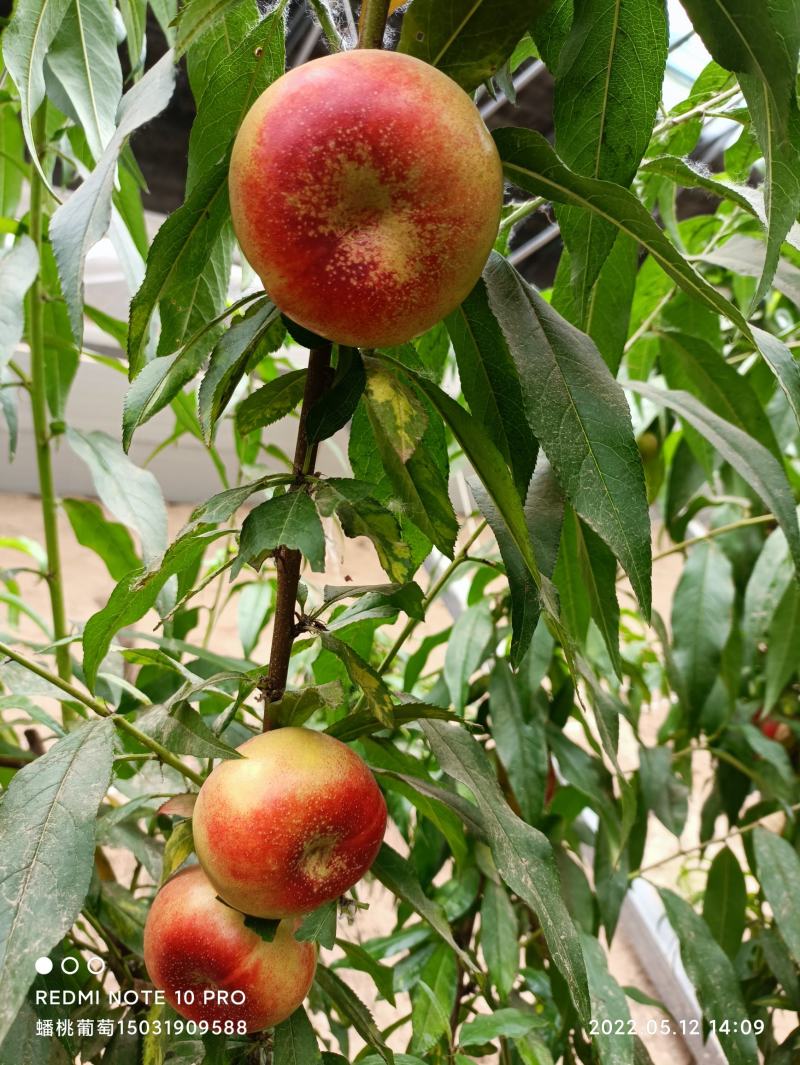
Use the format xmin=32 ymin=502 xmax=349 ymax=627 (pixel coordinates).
xmin=1 ymin=0 xmax=800 ymax=1062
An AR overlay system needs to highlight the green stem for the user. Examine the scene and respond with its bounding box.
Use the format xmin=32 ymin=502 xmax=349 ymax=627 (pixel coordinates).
xmin=631 ymin=801 xmax=800 ymax=880
xmin=27 ymin=104 xmax=72 ymax=693
xmin=349 ymin=521 xmax=487 ymax=716
xmin=0 ymin=640 xmax=204 ymax=786
xmin=358 ymin=0 xmax=390 ymax=48
xmin=307 ymin=0 xmax=344 ymax=51
xmin=648 ymin=513 xmax=773 ymax=567
xmin=381 ymin=521 xmax=486 ymax=675
xmin=499 ymin=196 xmax=545 ymax=235
xmin=651 ymin=84 xmax=740 ymax=137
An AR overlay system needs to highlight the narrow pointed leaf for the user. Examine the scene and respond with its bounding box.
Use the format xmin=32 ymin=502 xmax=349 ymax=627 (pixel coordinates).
xmin=484 ymin=254 xmax=651 ymax=616
xmin=553 ymin=0 xmax=668 ymax=311
xmin=49 ymin=55 xmax=176 ymax=344
xmin=0 ymin=720 xmax=115 ymax=1046
xmin=421 ymin=720 xmax=590 ymax=1022
xmin=627 ymin=382 xmax=800 ymax=573
xmin=754 ymin=828 xmax=800 ymax=968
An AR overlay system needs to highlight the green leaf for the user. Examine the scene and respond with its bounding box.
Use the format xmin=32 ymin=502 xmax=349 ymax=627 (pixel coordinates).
xmin=237 ymin=581 xmax=274 ymax=659
xmin=444 ymin=602 xmax=494 ymax=712
xmin=127 ymin=159 xmax=230 ymax=377
xmin=555 ymin=235 xmax=639 ymax=376
xmin=175 ymin=0 xmax=251 ymax=57
xmin=659 ymin=888 xmax=758 ymax=1065
xmin=411 ymin=946 xmax=457 ymax=1055
xmin=678 ymin=0 xmax=800 ymax=305
xmin=314 ymin=965 xmax=394 ymax=1064
xmin=421 ymin=720 xmax=590 ymax=1022
xmin=1 ymin=0 xmax=72 ymax=189
xmin=764 ymin=582 xmax=800 ymax=711
xmin=753 ymin=828 xmax=800 ymax=968
xmin=375 ymin=761 xmax=468 ymax=868
xmin=460 ymin=1008 xmax=546 ymax=1048
xmin=315 ymin=478 xmax=413 ymax=584
xmin=492 ymin=127 xmax=753 ymax=337
xmin=271 ymin=681 xmax=343 ymax=728
xmin=739 ymin=723 xmax=795 ymax=803
xmin=236 ymin=369 xmax=307 ymax=435
xmin=186 ymin=6 xmax=285 ymax=191
xmin=325 ymin=702 xmax=459 ymax=743
xmin=481 ymin=878 xmax=518 ymax=1000
xmin=0 ymin=720 xmax=115 ymax=1045
xmin=45 ymin=0 xmax=122 ymax=161
xmin=399 ymin=364 xmax=542 ymax=588
xmin=670 ymin=542 xmax=735 ymax=725
xmin=553 ymin=0 xmax=668 ymax=313
xmin=702 ymin=846 xmax=746 ymax=961
xmin=122 ymin=334 xmax=210 ymax=452
xmin=49 ymin=54 xmax=176 ymax=344
xmin=446 ymin=278 xmax=537 ymax=495
xmin=184 ymin=474 xmax=287 ymax=532
xmin=333 ymin=940 xmax=396 ymax=1005
xmin=0 ymin=1001 xmax=68 ymax=1065
xmin=160 ymin=818 xmax=195 ymax=884
xmin=317 ymin=632 xmax=394 ymax=728
xmin=306 ymin=347 xmax=365 ymax=444
xmin=568 ymin=513 xmax=622 ymax=676
xmin=470 ymin=478 xmax=540 ymax=667
xmin=0 ymin=105 xmax=24 ymax=219
xmin=398 ymin=0 xmax=549 ymax=92
xmin=660 ymin=330 xmax=781 ymax=459
xmin=752 ymin=325 xmax=800 ymax=435
xmin=531 ymin=0 xmax=573 ymax=71
xmin=199 ymin=300 xmax=283 ymax=441
xmin=638 ymin=746 xmax=688 ymax=837
xmin=627 ymin=383 xmax=800 ymax=573
xmin=118 ymin=0 xmax=146 ymax=70
xmin=62 ymin=498 xmax=141 ymax=582
xmin=483 ymin=254 xmax=651 ymax=616
xmin=371 ymin=843 xmax=475 ymax=972
xmin=295 ymin=901 xmax=337 ymax=950
xmin=135 ymin=700 xmax=241 ymax=761
xmin=273 ymin=1006 xmax=322 ymax=1065
xmin=360 ymin=374 xmax=457 ymax=557
xmin=82 ymin=529 xmax=227 ymax=689
xmin=581 ymin=933 xmax=634 ymax=1065
xmin=490 ymin=659 xmax=547 ymax=825
xmin=66 ymin=428 xmax=168 ymax=564
xmin=741 ymin=518 xmax=797 ymax=666
xmin=0 ymin=237 xmax=39 ymax=374
xmin=233 ymin=492 xmax=325 ymax=577
xmin=695 ymin=235 xmax=800 ymax=310
xmin=242 ymin=914 xmax=280 ymax=942
xmin=364 ymin=360 xmax=428 ymax=464
xmin=640 ymin=155 xmax=765 ymax=223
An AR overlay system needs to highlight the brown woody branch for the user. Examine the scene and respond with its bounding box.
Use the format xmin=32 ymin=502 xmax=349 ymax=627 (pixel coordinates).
xmin=258 ymin=0 xmax=393 ymax=729
xmin=259 ymin=344 xmax=333 ymax=724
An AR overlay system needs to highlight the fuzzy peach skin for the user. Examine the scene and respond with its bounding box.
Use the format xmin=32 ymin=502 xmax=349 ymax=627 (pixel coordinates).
xmin=228 ymin=48 xmax=504 ymax=347
xmin=143 ymin=865 xmax=316 ymax=1031
xmin=193 ymin=727 xmax=388 ymax=918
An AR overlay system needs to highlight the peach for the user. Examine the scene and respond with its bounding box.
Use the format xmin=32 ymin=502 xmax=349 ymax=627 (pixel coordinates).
xmin=143 ymin=865 xmax=316 ymax=1031
xmin=193 ymin=727 xmax=387 ymax=918
xmin=228 ymin=48 xmax=504 ymax=347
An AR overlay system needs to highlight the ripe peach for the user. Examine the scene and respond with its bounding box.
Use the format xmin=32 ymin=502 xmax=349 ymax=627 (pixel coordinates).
xmin=193 ymin=726 xmax=387 ymax=918
xmin=143 ymin=866 xmax=316 ymax=1031
xmin=228 ymin=49 xmax=504 ymax=347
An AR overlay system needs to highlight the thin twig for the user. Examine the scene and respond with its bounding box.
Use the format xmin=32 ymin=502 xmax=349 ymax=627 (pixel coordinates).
xmin=631 ymin=802 xmax=800 ymax=879
xmin=0 ymin=640 xmax=204 ymax=785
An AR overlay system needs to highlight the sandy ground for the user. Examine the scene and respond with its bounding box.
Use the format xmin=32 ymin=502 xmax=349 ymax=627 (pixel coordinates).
xmin=0 ymin=492 xmax=695 ymax=1063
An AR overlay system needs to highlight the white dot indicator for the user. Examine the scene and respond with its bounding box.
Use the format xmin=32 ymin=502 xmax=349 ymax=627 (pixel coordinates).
xmin=34 ymin=957 xmax=53 ymax=975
